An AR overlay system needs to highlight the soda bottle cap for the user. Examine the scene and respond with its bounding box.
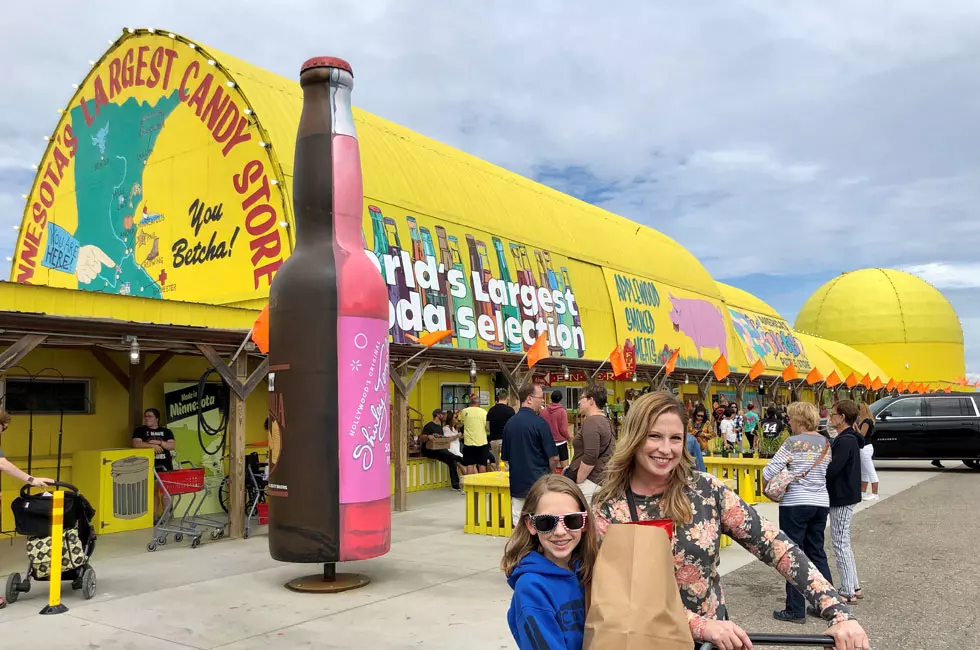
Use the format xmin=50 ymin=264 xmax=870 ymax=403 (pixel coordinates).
xmin=301 ymin=57 xmax=353 ymax=76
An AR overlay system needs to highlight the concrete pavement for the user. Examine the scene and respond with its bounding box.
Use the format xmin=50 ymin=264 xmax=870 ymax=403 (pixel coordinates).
xmin=0 ymin=460 xmax=964 ymax=649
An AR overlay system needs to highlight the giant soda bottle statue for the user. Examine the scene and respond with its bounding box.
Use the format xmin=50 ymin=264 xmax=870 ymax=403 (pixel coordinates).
xmin=267 ymin=57 xmax=391 ymax=582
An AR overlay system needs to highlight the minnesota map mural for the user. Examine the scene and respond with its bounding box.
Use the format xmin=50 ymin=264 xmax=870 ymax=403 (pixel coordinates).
xmin=12 ymin=33 xmax=286 ymax=304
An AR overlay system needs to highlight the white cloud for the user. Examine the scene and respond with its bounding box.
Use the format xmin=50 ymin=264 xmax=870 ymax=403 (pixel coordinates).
xmin=901 ymin=263 xmax=980 ymax=289
xmin=1 ymin=1 xmax=978 ymax=373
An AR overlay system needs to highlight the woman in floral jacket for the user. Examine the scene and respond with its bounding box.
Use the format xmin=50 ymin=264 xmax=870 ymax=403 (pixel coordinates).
xmin=592 ymin=392 xmax=870 ymax=650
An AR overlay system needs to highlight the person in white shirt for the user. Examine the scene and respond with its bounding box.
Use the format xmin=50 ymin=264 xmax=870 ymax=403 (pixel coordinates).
xmin=720 ymin=408 xmax=737 ymax=453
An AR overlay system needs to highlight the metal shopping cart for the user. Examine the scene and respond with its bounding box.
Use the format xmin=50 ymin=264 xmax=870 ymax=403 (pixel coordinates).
xmin=700 ymin=633 xmax=836 ymax=648
xmin=147 ymin=463 xmax=225 ymax=551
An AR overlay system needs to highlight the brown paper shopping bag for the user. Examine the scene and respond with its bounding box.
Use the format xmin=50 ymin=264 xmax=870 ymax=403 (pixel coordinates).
xmin=584 ymin=523 xmax=694 ymax=650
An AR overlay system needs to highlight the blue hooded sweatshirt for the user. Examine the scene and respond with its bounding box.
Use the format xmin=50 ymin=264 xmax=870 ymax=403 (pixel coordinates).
xmin=507 ymin=551 xmax=586 ymax=650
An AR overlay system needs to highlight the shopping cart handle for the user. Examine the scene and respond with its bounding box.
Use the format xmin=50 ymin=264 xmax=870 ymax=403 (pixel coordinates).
xmin=19 ymin=480 xmax=79 ymax=497
xmin=699 ymin=633 xmax=836 ymax=648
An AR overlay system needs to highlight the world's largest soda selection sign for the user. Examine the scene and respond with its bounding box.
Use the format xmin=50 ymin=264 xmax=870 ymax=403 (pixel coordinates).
xmin=10 ymin=33 xmax=289 ymax=304
xmin=362 ymin=201 xmax=589 ymax=359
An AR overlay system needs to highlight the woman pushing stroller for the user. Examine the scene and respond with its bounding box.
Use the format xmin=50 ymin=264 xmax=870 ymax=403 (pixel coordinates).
xmin=0 ymin=409 xmax=56 ymax=608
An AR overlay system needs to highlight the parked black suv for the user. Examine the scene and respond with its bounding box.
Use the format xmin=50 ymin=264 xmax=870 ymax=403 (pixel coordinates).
xmin=869 ymin=393 xmax=980 ymax=469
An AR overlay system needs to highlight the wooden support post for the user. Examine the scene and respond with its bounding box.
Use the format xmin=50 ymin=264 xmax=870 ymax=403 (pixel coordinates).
xmin=145 ymin=352 xmax=175 ymax=383
xmin=195 ymin=344 xmax=269 ymax=401
xmin=90 ymin=347 xmax=129 ymax=390
xmin=390 ymin=360 xmax=430 ymax=512
xmin=128 ymin=357 xmax=145 ymax=434
xmin=495 ymin=360 xmax=526 ymax=404
xmin=227 ymin=353 xmax=248 ymax=539
xmin=0 ymin=334 xmax=46 ymax=372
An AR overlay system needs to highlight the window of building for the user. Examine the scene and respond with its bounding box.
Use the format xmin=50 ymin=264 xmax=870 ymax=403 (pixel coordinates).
xmin=1 ymin=377 xmax=93 ymax=415
xmin=440 ymin=383 xmax=474 ymax=415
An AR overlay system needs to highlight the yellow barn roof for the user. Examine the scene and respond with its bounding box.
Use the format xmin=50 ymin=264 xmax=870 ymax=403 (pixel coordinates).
xmin=204 ymin=35 xmax=723 ymax=301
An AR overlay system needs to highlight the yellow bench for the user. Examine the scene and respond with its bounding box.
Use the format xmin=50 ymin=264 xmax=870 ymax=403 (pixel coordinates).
xmin=389 ymin=457 xmax=452 ymax=495
xmin=462 ymin=471 xmax=513 ymax=537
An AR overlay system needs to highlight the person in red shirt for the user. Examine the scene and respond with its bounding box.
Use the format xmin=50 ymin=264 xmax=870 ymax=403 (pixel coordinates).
xmin=541 ymin=390 xmax=571 ymax=469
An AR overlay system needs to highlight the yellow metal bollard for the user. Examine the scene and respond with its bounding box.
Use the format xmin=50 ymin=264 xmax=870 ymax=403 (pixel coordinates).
xmin=39 ymin=489 xmax=69 ymax=615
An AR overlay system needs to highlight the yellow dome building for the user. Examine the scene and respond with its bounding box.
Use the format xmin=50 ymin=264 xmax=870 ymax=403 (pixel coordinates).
xmin=794 ymin=268 xmax=965 ymax=385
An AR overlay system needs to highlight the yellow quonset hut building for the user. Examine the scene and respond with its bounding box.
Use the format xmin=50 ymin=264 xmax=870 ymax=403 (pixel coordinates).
xmin=795 ymin=268 xmax=967 ymax=386
xmin=1 ymin=29 xmax=972 ymax=528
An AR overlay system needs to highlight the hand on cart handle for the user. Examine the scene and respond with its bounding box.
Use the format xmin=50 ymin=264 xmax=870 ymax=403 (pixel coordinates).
xmin=698 ymin=630 xmax=864 ymax=649
xmin=29 ymin=476 xmax=55 ymax=487
xmin=19 ymin=480 xmax=79 ymax=497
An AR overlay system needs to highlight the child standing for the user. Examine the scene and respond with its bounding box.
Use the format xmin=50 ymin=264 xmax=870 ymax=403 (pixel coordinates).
xmin=501 ymin=474 xmax=598 ymax=650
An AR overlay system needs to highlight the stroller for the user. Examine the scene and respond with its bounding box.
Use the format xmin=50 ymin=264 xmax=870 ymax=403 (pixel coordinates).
xmin=4 ymin=482 xmax=98 ymax=604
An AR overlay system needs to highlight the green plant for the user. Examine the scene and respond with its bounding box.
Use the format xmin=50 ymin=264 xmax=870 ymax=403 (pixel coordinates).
xmin=759 ymin=435 xmax=782 ymax=458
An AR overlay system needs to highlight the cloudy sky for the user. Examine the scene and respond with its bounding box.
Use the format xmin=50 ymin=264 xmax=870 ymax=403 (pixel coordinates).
xmin=2 ymin=1 xmax=978 ymax=376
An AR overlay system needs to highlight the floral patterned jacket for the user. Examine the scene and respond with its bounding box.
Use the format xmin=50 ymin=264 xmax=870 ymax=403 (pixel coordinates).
xmin=593 ymin=472 xmax=854 ymax=642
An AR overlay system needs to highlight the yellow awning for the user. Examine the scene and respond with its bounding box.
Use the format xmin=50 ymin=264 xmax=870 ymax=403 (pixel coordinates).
xmin=794 ymin=332 xmax=844 ymax=382
xmin=805 ymin=335 xmax=889 ymax=383
xmin=0 ymin=282 xmax=257 ymax=331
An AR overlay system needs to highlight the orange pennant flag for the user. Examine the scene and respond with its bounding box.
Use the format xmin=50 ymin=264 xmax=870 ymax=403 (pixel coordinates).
xmin=610 ymin=345 xmax=629 ymax=379
xmin=956 ymin=377 xmax=969 ymax=386
xmin=527 ymin=332 xmax=550 ymax=369
xmin=250 ymin=305 xmax=270 ymax=354
xmin=844 ymin=372 xmax=858 ymax=388
xmin=871 ymin=376 xmax=883 ymax=391
xmin=825 ymin=370 xmax=842 ymax=388
xmin=748 ymin=359 xmax=765 ymax=381
xmin=943 ymin=386 xmax=953 ymax=393
xmin=885 ymin=378 xmax=897 ymax=392
xmin=907 ymin=382 xmax=919 ymax=393
xmin=860 ymin=373 xmax=872 ymax=389
xmin=897 ymin=380 xmax=907 ymax=393
xmin=805 ymin=367 xmax=824 ymax=385
xmin=712 ymin=355 xmax=730 ymax=382
xmin=406 ymin=329 xmax=453 ymax=348
xmin=664 ymin=348 xmax=680 ymax=376
xmin=782 ymin=364 xmax=799 ymax=382
xmin=920 ymin=383 xmax=930 ymax=394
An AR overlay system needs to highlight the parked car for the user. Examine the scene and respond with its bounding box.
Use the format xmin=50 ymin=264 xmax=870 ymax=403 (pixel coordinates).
xmin=869 ymin=393 xmax=980 ymax=469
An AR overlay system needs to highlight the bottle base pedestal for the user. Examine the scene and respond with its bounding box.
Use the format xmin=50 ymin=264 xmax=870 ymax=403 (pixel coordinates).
xmin=284 ymin=563 xmax=371 ymax=593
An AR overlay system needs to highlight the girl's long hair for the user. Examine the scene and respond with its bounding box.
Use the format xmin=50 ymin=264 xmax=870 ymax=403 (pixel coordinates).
xmin=592 ymin=391 xmax=696 ymax=524
xmin=500 ymin=474 xmax=598 ymax=587
xmin=858 ymin=402 xmax=873 ymax=424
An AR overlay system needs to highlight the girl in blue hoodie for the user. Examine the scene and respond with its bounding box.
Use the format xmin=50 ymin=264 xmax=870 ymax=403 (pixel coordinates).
xmin=501 ymin=474 xmax=598 ymax=650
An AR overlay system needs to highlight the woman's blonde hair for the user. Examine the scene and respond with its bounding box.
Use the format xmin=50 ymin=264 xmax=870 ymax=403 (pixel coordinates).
xmin=787 ymin=401 xmax=820 ymax=433
xmin=858 ymin=402 xmax=873 ymax=423
xmin=592 ymin=391 xmax=695 ymax=524
xmin=500 ymin=474 xmax=598 ymax=586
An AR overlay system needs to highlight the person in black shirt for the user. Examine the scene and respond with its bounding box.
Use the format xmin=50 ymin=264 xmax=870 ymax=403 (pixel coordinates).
xmin=132 ymin=407 xmax=176 ymax=520
xmin=419 ymin=409 xmax=462 ymax=491
xmin=132 ymin=408 xmax=176 ymax=472
xmin=487 ymin=390 xmax=515 ymax=470
xmin=827 ymin=400 xmax=865 ymax=602
xmin=501 ymin=383 xmax=558 ymax=525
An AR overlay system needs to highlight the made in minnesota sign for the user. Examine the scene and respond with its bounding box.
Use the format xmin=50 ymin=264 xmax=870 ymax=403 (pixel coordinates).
xmin=10 ymin=31 xmax=290 ymax=304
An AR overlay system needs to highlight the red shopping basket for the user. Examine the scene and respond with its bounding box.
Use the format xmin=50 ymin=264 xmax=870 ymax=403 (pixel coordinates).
xmin=159 ymin=468 xmax=205 ymax=495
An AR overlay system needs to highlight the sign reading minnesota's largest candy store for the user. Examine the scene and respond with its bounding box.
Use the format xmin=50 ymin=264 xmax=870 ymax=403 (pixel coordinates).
xmin=10 ymin=33 xmax=288 ymax=304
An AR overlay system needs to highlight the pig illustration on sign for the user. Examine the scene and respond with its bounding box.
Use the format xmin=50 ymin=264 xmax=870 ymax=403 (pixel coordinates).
xmin=668 ymin=294 xmax=728 ymax=359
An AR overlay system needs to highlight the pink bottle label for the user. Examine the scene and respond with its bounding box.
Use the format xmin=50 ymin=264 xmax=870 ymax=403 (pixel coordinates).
xmin=338 ymin=316 xmax=391 ymax=504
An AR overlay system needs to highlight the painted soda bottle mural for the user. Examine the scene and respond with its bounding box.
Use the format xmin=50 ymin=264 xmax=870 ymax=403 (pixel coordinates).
xmin=492 ymin=237 xmax=523 ymax=353
xmin=267 ymin=57 xmax=391 ymax=566
xmin=369 ymin=205 xmax=406 ymax=344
